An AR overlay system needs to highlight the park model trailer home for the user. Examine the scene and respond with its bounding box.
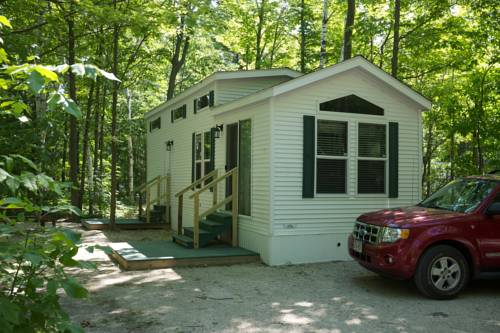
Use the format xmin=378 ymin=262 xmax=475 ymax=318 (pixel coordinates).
xmin=144 ymin=56 xmax=431 ymax=266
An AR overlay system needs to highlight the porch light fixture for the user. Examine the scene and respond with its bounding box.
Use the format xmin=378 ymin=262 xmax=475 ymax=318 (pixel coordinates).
xmin=165 ymin=140 xmax=174 ymax=151
xmin=214 ymin=124 xmax=224 ymax=139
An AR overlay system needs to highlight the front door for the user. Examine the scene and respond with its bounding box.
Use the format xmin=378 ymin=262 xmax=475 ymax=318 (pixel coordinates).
xmin=225 ymin=120 xmax=251 ymax=215
xmin=225 ymin=123 xmax=239 ymax=209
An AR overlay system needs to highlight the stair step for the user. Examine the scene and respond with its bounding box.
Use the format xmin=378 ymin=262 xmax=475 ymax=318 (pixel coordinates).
xmin=200 ymin=219 xmax=225 ymax=229
xmin=172 ymin=234 xmax=194 ymax=248
xmin=154 ymin=204 xmax=167 ymax=211
xmin=207 ymin=211 xmax=233 ymax=224
xmin=183 ymin=227 xmax=216 ymax=242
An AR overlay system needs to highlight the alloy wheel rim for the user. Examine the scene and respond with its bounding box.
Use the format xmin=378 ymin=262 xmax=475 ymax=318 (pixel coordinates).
xmin=430 ymin=256 xmax=461 ymax=291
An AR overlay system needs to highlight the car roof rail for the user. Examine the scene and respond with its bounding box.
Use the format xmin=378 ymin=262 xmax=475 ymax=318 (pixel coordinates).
xmin=488 ymin=169 xmax=500 ymax=174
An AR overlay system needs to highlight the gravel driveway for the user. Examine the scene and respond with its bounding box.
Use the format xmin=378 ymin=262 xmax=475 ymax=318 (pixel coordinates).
xmin=63 ymin=225 xmax=500 ymax=333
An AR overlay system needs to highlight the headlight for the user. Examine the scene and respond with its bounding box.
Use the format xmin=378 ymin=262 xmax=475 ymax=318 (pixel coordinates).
xmin=380 ymin=227 xmax=410 ymax=243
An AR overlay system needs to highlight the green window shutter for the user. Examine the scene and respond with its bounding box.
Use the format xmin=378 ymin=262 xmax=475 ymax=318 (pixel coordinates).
xmin=303 ymin=115 xmax=315 ymax=198
xmin=209 ymin=90 xmax=215 ymax=107
xmin=193 ymin=99 xmax=197 ymax=114
xmin=389 ymin=122 xmax=399 ymax=198
xmin=182 ymin=105 xmax=187 ymax=119
xmin=171 ymin=110 xmax=174 ymax=123
xmin=209 ymin=127 xmax=216 ymax=171
xmin=191 ymin=132 xmax=195 ymax=182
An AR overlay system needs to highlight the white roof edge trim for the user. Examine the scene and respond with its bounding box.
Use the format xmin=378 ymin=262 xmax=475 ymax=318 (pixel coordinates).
xmin=213 ymin=56 xmax=432 ymax=116
xmin=145 ymin=68 xmax=302 ymax=119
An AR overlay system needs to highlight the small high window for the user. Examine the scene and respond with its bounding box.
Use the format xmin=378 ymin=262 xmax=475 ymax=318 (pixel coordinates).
xmin=320 ymin=94 xmax=384 ymax=116
xmin=171 ymin=105 xmax=186 ymax=122
xmin=149 ymin=117 xmax=161 ymax=132
xmin=194 ymin=90 xmax=214 ymax=113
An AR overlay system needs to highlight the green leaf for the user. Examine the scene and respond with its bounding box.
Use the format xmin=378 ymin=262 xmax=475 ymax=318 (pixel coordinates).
xmin=0 ymin=16 xmax=12 ymax=29
xmin=98 ymin=68 xmax=121 ymax=82
xmin=0 ymin=168 xmax=10 ymax=182
xmin=0 ymin=78 xmax=9 ymax=89
xmin=5 ymin=177 xmax=20 ymax=193
xmin=27 ymin=70 xmax=44 ymax=94
xmin=84 ymin=64 xmax=98 ymax=80
xmin=70 ymin=63 xmax=85 ymax=76
xmin=0 ymin=295 xmax=20 ymax=325
xmin=47 ymin=93 xmax=81 ymax=118
xmin=33 ymin=66 xmax=58 ymax=82
xmin=25 ymin=252 xmax=44 ymax=266
xmin=0 ymin=48 xmax=8 ymax=64
xmin=47 ymin=280 xmax=57 ymax=295
xmin=59 ymin=255 xmax=81 ymax=267
xmin=62 ymin=278 xmax=88 ymax=299
xmin=11 ymin=154 xmax=38 ymax=171
xmin=20 ymin=172 xmax=38 ymax=191
xmin=62 ymin=229 xmax=81 ymax=243
xmin=53 ymin=64 xmax=69 ymax=74
xmin=0 ymin=197 xmax=24 ymax=207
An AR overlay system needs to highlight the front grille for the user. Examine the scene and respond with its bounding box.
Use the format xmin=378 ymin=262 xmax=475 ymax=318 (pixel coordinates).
xmin=353 ymin=221 xmax=381 ymax=244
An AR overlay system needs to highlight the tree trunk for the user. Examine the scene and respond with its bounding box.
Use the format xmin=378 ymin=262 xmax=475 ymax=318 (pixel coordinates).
xmin=342 ymin=0 xmax=355 ymax=61
xmin=89 ymin=78 xmax=101 ymax=216
xmin=391 ymin=0 xmax=400 ymax=77
xmin=61 ymin=119 xmax=68 ymax=182
xmin=299 ymin=0 xmax=306 ymax=73
xmin=320 ymin=0 xmax=328 ymax=68
xmin=79 ymin=81 xmax=95 ymax=211
xmin=166 ymin=16 xmax=190 ymax=100
xmin=67 ymin=3 xmax=80 ymax=215
xmin=109 ymin=7 xmax=120 ymax=228
xmin=126 ymin=88 xmax=134 ymax=202
xmin=255 ymin=0 xmax=266 ymax=69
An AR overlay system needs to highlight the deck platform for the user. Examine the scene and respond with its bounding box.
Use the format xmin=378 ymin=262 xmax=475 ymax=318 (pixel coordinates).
xmin=82 ymin=218 xmax=169 ymax=230
xmin=110 ymin=240 xmax=260 ymax=270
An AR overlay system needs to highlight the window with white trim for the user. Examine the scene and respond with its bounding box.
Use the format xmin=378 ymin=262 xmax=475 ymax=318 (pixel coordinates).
xmin=357 ymin=123 xmax=387 ymax=194
xmin=316 ymin=119 xmax=348 ymax=194
xmin=193 ymin=130 xmax=213 ymax=186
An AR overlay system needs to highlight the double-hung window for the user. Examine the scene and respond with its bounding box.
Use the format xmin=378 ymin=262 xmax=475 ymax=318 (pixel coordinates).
xmin=357 ymin=123 xmax=387 ymax=194
xmin=193 ymin=130 xmax=213 ymax=185
xmin=316 ymin=120 xmax=348 ymax=194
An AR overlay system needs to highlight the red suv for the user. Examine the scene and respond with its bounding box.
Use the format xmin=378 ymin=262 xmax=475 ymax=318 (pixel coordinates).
xmin=348 ymin=175 xmax=500 ymax=299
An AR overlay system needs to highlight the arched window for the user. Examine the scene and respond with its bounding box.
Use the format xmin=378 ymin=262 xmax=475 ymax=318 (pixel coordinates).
xmin=319 ymin=94 xmax=384 ymax=116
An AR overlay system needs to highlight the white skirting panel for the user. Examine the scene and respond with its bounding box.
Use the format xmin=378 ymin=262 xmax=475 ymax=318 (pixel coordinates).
xmin=267 ymin=233 xmax=352 ymax=265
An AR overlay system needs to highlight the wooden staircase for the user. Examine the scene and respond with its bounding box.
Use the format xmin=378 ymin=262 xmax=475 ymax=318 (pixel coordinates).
xmin=135 ymin=175 xmax=170 ymax=225
xmin=173 ymin=167 xmax=238 ymax=249
xmin=173 ymin=211 xmax=232 ymax=248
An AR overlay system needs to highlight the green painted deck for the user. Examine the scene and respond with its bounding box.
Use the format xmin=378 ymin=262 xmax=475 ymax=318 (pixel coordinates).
xmin=110 ymin=240 xmax=260 ymax=270
xmin=82 ymin=218 xmax=169 ymax=230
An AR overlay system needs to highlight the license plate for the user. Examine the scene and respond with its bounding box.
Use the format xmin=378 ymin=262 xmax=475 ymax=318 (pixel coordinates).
xmin=353 ymin=239 xmax=363 ymax=253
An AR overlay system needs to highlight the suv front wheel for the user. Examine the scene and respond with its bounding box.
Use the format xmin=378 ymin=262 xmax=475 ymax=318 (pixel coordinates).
xmin=414 ymin=245 xmax=469 ymax=299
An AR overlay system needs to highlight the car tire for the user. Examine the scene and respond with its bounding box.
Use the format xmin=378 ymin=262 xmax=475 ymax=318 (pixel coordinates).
xmin=414 ymin=245 xmax=469 ymax=299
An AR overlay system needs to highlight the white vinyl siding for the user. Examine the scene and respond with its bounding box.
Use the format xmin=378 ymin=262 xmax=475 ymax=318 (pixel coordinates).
xmin=271 ymin=68 xmax=422 ymax=239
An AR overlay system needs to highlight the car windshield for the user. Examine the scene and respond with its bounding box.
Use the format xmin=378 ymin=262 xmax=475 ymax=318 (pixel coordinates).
xmin=419 ymin=178 xmax=498 ymax=213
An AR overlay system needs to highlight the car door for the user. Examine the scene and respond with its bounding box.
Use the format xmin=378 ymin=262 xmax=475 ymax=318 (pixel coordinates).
xmin=478 ymin=192 xmax=500 ymax=269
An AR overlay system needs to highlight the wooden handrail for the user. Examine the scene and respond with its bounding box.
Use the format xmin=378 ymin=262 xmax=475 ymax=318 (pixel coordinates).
xmin=190 ymin=167 xmax=238 ymax=249
xmin=137 ymin=175 xmax=170 ymax=224
xmin=136 ymin=175 xmax=161 ymax=193
xmin=189 ymin=167 xmax=237 ymax=199
xmin=175 ymin=169 xmax=218 ymax=197
xmin=200 ymin=195 xmax=233 ymax=219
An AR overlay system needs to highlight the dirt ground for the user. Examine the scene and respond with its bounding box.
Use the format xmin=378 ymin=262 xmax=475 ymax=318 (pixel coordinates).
xmin=62 ymin=223 xmax=500 ymax=333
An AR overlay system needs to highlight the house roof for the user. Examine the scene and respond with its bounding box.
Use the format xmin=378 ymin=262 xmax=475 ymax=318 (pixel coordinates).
xmin=145 ymin=68 xmax=302 ymax=118
xmin=213 ymin=56 xmax=432 ymax=116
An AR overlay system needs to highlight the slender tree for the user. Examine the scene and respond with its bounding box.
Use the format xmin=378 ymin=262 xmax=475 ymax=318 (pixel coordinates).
xmin=319 ymin=0 xmax=328 ymax=68
xmin=342 ymin=0 xmax=355 ymax=60
xmin=391 ymin=0 xmax=401 ymax=77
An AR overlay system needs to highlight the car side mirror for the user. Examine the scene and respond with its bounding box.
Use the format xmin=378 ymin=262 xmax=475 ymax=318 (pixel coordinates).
xmin=485 ymin=202 xmax=500 ymax=216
